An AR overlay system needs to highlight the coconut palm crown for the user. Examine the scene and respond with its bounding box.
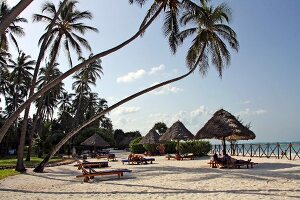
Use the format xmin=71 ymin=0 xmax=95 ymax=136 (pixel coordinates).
xmin=33 ymin=0 xmax=98 ymax=67
xmin=178 ymin=0 xmax=239 ymax=77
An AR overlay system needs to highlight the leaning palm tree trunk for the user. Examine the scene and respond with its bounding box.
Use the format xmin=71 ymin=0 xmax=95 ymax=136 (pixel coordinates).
xmin=0 ymin=2 xmax=166 ymax=143
xmin=0 ymin=0 xmax=33 ymax=34
xmin=15 ymin=0 xmax=69 ymax=172
xmin=33 ymin=49 xmax=204 ymax=173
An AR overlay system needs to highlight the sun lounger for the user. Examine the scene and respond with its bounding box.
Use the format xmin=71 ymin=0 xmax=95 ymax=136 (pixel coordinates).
xmin=96 ymin=153 xmax=116 ymax=161
xmin=74 ymin=160 xmax=109 ymax=169
xmin=208 ymin=160 xmax=258 ymax=169
xmin=76 ymin=166 xmax=132 ymax=182
xmin=166 ymin=154 xmax=194 ymax=160
xmin=121 ymin=157 xmax=155 ymax=165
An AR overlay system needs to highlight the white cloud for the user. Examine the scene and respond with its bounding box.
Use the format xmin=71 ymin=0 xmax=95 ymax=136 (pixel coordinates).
xmin=191 ymin=106 xmax=208 ymax=118
xmin=243 ymin=100 xmax=251 ymax=104
xmin=113 ymin=106 xmax=141 ymax=116
xmin=116 ymin=69 xmax=146 ymax=83
xmin=253 ymin=109 xmax=267 ymax=115
xmin=236 ymin=108 xmax=267 ymax=116
xmin=150 ymin=82 xmax=183 ymax=95
xmin=149 ymin=64 xmax=165 ymax=75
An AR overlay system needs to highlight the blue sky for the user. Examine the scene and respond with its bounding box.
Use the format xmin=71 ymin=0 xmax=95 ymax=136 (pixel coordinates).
xmin=5 ymin=0 xmax=300 ymax=142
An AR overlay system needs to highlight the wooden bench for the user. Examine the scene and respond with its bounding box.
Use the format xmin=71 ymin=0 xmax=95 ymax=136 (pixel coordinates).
xmin=121 ymin=158 xmax=155 ymax=165
xmin=76 ymin=166 xmax=132 ymax=182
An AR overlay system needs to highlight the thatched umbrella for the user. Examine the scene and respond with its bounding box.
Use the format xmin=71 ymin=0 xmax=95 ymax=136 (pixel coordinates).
xmin=159 ymin=120 xmax=194 ymax=155
xmin=159 ymin=120 xmax=194 ymax=142
xmin=81 ymin=133 xmax=110 ymax=151
xmin=194 ymin=109 xmax=256 ymax=155
xmin=139 ymin=128 xmax=160 ymax=145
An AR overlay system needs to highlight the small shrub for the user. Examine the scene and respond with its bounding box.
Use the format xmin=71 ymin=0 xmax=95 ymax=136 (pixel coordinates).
xmin=180 ymin=140 xmax=211 ymax=156
xmin=143 ymin=144 xmax=158 ymax=155
xmin=163 ymin=141 xmax=177 ymax=154
xmin=129 ymin=137 xmax=145 ymax=154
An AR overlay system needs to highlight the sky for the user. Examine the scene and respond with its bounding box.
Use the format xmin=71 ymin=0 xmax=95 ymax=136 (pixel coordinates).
xmin=3 ymin=0 xmax=300 ymax=143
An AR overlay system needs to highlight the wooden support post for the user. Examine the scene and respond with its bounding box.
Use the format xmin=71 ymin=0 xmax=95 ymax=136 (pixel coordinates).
xmin=258 ymin=144 xmax=261 ymax=157
xmin=250 ymin=144 xmax=253 ymax=157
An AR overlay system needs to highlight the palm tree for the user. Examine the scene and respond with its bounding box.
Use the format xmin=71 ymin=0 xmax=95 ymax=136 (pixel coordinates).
xmin=26 ymin=62 xmax=64 ymax=161
xmin=0 ymin=2 xmax=27 ymax=51
xmin=34 ymin=0 xmax=239 ymax=172
xmin=130 ymin=0 xmax=183 ymax=53
xmin=72 ymin=54 xmax=103 ymax=126
xmin=6 ymin=51 xmax=35 ymax=172
xmin=0 ymin=0 xmax=33 ymax=34
xmin=0 ymin=0 xmax=167 ymax=140
xmin=33 ymin=0 xmax=98 ymax=67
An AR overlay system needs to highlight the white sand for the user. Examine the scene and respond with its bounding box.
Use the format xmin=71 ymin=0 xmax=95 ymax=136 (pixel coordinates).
xmin=0 ymin=150 xmax=299 ymax=200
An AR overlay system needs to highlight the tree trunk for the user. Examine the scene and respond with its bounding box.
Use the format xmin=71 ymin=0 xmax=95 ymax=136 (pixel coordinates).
xmin=25 ymin=104 xmax=42 ymax=161
xmin=34 ymin=50 xmax=204 ymax=172
xmin=16 ymin=0 xmax=69 ymax=165
xmin=0 ymin=2 xmax=166 ymax=143
xmin=0 ymin=0 xmax=33 ymax=34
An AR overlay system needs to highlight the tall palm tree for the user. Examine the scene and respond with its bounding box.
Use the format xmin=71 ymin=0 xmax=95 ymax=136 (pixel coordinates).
xmin=7 ymin=51 xmax=35 ymax=172
xmin=72 ymin=54 xmax=103 ymax=126
xmin=33 ymin=0 xmax=98 ymax=67
xmin=0 ymin=2 xmax=27 ymax=51
xmin=0 ymin=0 xmax=167 ymax=139
xmin=26 ymin=62 xmax=64 ymax=161
xmin=34 ymin=0 xmax=239 ymax=172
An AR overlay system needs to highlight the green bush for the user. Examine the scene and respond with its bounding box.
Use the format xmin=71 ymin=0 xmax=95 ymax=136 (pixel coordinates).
xmin=143 ymin=144 xmax=158 ymax=155
xmin=129 ymin=137 xmax=145 ymax=154
xmin=179 ymin=140 xmax=211 ymax=156
xmin=163 ymin=141 xmax=177 ymax=154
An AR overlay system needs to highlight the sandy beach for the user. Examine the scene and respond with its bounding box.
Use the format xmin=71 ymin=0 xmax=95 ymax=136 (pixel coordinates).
xmin=0 ymin=150 xmax=299 ymax=200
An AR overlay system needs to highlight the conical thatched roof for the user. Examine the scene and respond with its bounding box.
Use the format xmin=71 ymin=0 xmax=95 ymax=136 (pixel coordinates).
xmin=81 ymin=133 xmax=110 ymax=147
xmin=159 ymin=120 xmax=194 ymax=142
xmin=139 ymin=128 xmax=160 ymax=144
xmin=194 ymin=109 xmax=256 ymax=141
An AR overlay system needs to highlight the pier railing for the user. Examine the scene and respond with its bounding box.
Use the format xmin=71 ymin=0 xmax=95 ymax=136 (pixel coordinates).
xmin=210 ymin=143 xmax=300 ymax=160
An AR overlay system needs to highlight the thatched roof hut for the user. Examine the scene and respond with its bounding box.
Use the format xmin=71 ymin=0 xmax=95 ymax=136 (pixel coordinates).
xmin=81 ymin=133 xmax=110 ymax=147
xmin=139 ymin=128 xmax=160 ymax=145
xmin=159 ymin=120 xmax=194 ymax=142
xmin=194 ymin=109 xmax=256 ymax=154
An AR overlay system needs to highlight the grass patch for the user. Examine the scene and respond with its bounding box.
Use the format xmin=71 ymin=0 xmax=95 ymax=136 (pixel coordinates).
xmin=0 ymin=169 xmax=20 ymax=180
xmin=0 ymin=156 xmax=62 ymax=167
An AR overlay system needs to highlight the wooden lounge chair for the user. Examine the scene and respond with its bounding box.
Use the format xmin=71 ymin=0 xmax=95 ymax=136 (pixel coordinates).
xmin=96 ymin=153 xmax=116 ymax=161
xmin=76 ymin=166 xmax=132 ymax=182
xmin=208 ymin=156 xmax=258 ymax=169
xmin=166 ymin=154 xmax=194 ymax=160
xmin=74 ymin=160 xmax=109 ymax=169
xmin=121 ymin=157 xmax=155 ymax=165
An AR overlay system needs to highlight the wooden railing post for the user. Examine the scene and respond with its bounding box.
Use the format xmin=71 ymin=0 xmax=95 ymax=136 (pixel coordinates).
xmin=267 ymin=143 xmax=270 ymax=158
xmin=289 ymin=143 xmax=292 ymax=160
xmin=250 ymin=144 xmax=253 ymax=157
xmin=277 ymin=143 xmax=280 ymax=159
xmin=242 ymin=144 xmax=245 ymax=156
xmin=258 ymin=144 xmax=261 ymax=157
